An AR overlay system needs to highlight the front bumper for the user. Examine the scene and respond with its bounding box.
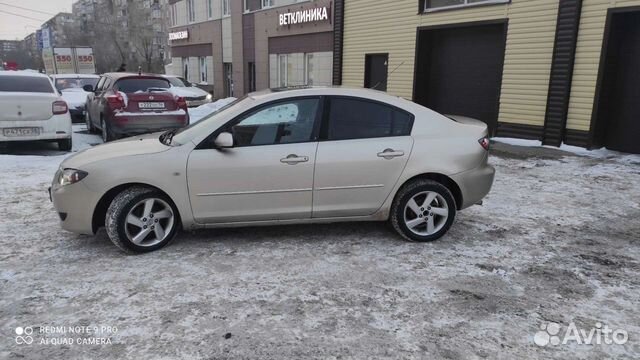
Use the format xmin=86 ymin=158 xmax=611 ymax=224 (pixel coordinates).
xmin=451 ymin=162 xmax=496 ymax=210
xmin=50 ymin=177 xmax=101 ymax=235
xmin=186 ymin=98 xmax=211 ymax=108
xmin=69 ymin=107 xmax=85 ymax=122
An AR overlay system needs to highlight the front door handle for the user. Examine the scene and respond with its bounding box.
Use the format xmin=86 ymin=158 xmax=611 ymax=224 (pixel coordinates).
xmin=377 ymin=148 xmax=405 ymax=160
xmin=280 ymin=154 xmax=309 ymax=165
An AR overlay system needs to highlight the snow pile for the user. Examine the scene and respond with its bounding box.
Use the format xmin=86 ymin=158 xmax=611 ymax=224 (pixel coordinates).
xmin=189 ymin=97 xmax=237 ymax=124
xmin=493 ymin=137 xmax=640 ymax=162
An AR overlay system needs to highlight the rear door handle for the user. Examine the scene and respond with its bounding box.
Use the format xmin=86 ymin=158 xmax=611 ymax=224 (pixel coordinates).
xmin=280 ymin=154 xmax=309 ymax=165
xmin=377 ymin=149 xmax=405 ymax=159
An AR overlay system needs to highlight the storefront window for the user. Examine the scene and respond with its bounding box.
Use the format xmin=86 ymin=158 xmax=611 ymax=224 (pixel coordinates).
xmin=271 ymin=52 xmax=333 ymax=88
xmin=199 ymin=57 xmax=208 ymax=83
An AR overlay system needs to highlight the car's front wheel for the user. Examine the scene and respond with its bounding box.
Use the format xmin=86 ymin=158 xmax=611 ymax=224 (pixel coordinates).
xmin=85 ymin=111 xmax=96 ymax=133
xmin=390 ymin=179 xmax=457 ymax=242
xmin=106 ymin=187 xmax=179 ymax=254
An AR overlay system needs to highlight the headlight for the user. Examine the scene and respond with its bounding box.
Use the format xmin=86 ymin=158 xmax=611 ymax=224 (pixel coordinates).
xmin=58 ymin=169 xmax=88 ymax=186
xmin=206 ymin=93 xmax=212 ymax=100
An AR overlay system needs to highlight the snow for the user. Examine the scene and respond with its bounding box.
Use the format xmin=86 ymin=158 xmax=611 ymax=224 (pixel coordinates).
xmin=189 ymin=97 xmax=237 ymax=123
xmin=493 ymin=137 xmax=640 ymax=162
xmin=1 ymin=128 xmax=639 ymax=359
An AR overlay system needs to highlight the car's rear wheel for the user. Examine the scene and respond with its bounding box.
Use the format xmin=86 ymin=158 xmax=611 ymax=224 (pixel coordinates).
xmin=57 ymin=138 xmax=72 ymax=151
xmin=101 ymin=115 xmax=114 ymax=142
xmin=390 ymin=179 xmax=456 ymax=242
xmin=85 ymin=111 xmax=96 ymax=133
xmin=105 ymin=187 xmax=179 ymax=254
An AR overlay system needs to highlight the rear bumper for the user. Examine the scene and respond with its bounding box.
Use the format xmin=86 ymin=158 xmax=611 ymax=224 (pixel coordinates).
xmin=451 ymin=162 xmax=495 ymax=210
xmin=0 ymin=115 xmax=72 ymax=142
xmin=110 ymin=115 xmax=188 ymax=136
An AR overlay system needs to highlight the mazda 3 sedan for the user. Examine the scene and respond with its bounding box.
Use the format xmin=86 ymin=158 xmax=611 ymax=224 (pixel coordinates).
xmin=51 ymin=87 xmax=495 ymax=253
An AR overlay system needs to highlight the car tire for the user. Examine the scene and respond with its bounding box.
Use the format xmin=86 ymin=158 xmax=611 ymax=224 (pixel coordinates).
xmin=101 ymin=116 xmax=114 ymax=142
xmin=57 ymin=138 xmax=72 ymax=152
xmin=390 ymin=179 xmax=457 ymax=242
xmin=105 ymin=186 xmax=179 ymax=254
xmin=85 ymin=111 xmax=96 ymax=133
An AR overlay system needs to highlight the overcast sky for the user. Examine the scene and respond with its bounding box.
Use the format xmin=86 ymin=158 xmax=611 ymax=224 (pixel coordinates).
xmin=0 ymin=0 xmax=73 ymax=40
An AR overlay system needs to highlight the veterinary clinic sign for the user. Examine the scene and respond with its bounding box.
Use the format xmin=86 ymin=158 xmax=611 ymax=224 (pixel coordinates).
xmin=279 ymin=7 xmax=329 ymax=26
xmin=169 ymin=30 xmax=189 ymax=41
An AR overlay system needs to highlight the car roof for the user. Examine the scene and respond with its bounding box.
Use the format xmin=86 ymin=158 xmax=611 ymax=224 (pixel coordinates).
xmin=102 ymin=72 xmax=169 ymax=80
xmin=250 ymin=86 xmax=412 ymax=105
xmin=51 ymin=73 xmax=100 ymax=79
xmin=0 ymin=70 xmax=50 ymax=78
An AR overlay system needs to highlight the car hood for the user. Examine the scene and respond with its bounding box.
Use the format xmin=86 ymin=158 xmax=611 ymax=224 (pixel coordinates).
xmin=61 ymin=133 xmax=170 ymax=169
xmin=61 ymin=89 xmax=89 ymax=108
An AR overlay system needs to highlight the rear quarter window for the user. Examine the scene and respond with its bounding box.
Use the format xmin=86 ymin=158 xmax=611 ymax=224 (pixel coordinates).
xmin=0 ymin=76 xmax=54 ymax=93
xmin=115 ymin=78 xmax=170 ymax=93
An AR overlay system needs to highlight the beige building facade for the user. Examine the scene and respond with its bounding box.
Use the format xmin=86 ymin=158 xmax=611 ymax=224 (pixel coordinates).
xmin=339 ymin=0 xmax=640 ymax=153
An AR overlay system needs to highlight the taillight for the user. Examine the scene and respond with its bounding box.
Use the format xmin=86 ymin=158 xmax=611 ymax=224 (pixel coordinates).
xmin=52 ymin=101 xmax=68 ymax=115
xmin=107 ymin=94 xmax=125 ymax=110
xmin=478 ymin=137 xmax=490 ymax=151
xmin=176 ymin=96 xmax=187 ymax=110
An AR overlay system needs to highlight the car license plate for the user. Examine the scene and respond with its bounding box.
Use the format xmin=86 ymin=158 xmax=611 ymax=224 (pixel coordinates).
xmin=138 ymin=102 xmax=165 ymax=110
xmin=3 ymin=127 xmax=40 ymax=137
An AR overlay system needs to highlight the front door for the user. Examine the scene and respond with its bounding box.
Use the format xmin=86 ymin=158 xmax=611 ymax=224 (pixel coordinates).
xmin=313 ymin=96 xmax=414 ymax=218
xmin=187 ymin=97 xmax=322 ymax=223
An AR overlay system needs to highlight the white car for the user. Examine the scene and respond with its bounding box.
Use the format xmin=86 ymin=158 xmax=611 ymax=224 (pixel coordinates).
xmin=51 ymin=74 xmax=100 ymax=123
xmin=0 ymin=71 xmax=72 ymax=151
xmin=164 ymin=75 xmax=212 ymax=107
xmin=51 ymin=87 xmax=495 ymax=253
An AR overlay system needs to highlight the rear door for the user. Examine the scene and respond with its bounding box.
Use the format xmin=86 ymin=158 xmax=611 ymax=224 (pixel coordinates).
xmin=313 ymin=97 xmax=414 ymax=218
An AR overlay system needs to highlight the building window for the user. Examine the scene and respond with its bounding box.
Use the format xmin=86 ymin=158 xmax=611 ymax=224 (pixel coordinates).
xmin=271 ymin=52 xmax=333 ymax=88
xmin=182 ymin=57 xmax=189 ymax=80
xmin=261 ymin=0 xmax=273 ymax=9
xmin=425 ymin=0 xmax=509 ymax=11
xmin=199 ymin=57 xmax=208 ymax=83
xmin=248 ymin=62 xmax=256 ymax=92
xmin=187 ymin=0 xmax=195 ymax=22
xmin=207 ymin=0 xmax=213 ymax=18
xmin=223 ymin=0 xmax=230 ymax=16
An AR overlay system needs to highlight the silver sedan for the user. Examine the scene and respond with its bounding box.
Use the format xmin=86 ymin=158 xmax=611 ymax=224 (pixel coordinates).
xmin=51 ymin=87 xmax=495 ymax=253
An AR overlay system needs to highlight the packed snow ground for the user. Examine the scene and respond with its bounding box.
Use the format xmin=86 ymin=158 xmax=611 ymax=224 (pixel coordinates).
xmin=0 ymin=123 xmax=639 ymax=359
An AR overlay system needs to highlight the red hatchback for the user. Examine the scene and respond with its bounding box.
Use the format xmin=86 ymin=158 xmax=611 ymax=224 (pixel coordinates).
xmin=85 ymin=73 xmax=189 ymax=142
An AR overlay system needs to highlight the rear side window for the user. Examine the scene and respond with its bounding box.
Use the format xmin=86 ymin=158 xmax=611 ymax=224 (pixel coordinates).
xmin=0 ymin=76 xmax=54 ymax=93
xmin=115 ymin=78 xmax=170 ymax=93
xmin=327 ymin=97 xmax=413 ymax=140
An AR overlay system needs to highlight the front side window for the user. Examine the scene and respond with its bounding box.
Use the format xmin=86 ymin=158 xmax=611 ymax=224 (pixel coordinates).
xmin=425 ymin=0 xmax=508 ymax=11
xmin=230 ymin=98 xmax=320 ymax=146
xmin=327 ymin=97 xmax=413 ymax=141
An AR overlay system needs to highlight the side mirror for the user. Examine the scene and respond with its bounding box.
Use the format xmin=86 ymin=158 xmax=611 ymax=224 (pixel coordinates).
xmin=214 ymin=132 xmax=233 ymax=148
xmin=82 ymin=85 xmax=94 ymax=92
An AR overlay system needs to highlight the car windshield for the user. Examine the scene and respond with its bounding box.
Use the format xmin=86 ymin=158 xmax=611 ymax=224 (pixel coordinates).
xmin=171 ymin=97 xmax=248 ymax=146
xmin=115 ymin=78 xmax=170 ymax=93
xmin=0 ymin=76 xmax=54 ymax=93
xmin=166 ymin=77 xmax=190 ymax=87
xmin=54 ymin=77 xmax=99 ymax=91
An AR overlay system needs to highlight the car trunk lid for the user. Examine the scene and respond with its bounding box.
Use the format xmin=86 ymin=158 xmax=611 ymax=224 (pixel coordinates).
xmin=0 ymin=93 xmax=58 ymax=121
xmin=124 ymin=90 xmax=178 ymax=113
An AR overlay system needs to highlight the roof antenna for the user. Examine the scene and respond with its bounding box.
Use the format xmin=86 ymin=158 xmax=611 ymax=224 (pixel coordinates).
xmin=372 ymin=61 xmax=405 ymax=91
xmin=138 ymin=66 xmax=142 ymax=76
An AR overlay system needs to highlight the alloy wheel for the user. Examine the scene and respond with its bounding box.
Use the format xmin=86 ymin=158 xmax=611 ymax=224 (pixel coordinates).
xmin=124 ymin=198 xmax=175 ymax=247
xmin=403 ymin=191 xmax=449 ymax=236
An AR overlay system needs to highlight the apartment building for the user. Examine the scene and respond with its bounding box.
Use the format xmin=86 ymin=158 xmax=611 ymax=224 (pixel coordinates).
xmin=167 ymin=0 xmax=338 ymax=98
xmin=339 ymin=0 xmax=640 ymax=153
